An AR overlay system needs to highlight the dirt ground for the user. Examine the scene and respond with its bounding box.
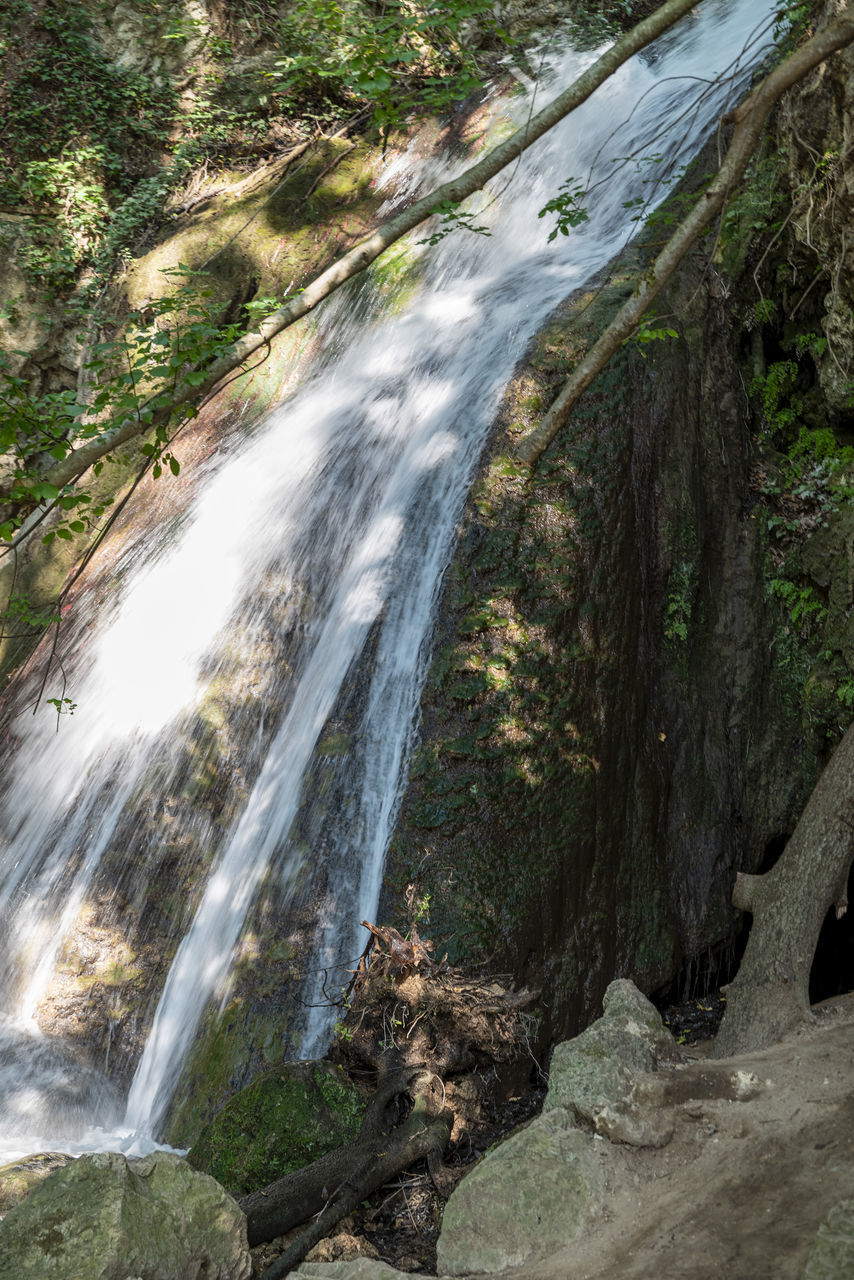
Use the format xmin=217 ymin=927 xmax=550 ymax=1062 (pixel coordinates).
xmin=500 ymin=994 xmax=854 ymax=1280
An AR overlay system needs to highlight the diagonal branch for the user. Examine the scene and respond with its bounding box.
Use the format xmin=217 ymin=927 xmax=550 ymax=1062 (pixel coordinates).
xmin=0 ymin=0 xmax=699 ymax=512
xmin=516 ymin=5 xmax=854 ymax=467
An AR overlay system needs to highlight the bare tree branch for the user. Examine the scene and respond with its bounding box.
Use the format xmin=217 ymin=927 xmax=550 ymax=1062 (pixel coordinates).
xmin=516 ymin=5 xmax=854 ymax=467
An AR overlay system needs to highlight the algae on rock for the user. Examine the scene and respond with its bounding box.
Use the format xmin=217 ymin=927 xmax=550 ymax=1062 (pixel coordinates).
xmin=0 ymin=1150 xmax=250 ymax=1280
xmin=187 ymin=1060 xmax=366 ymax=1196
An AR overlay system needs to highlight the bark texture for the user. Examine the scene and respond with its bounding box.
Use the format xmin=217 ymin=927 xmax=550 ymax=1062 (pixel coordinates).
xmin=240 ymin=1069 xmax=451 ymax=1260
xmin=715 ymin=723 xmax=854 ymax=1057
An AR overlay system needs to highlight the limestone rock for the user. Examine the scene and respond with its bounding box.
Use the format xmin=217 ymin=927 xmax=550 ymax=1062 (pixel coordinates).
xmin=188 ymin=1059 xmax=366 ymax=1196
xmin=804 ymin=1200 xmax=854 ymax=1279
xmin=0 ymin=1152 xmax=75 ymax=1216
xmin=436 ymin=1108 xmax=604 ymax=1275
xmin=0 ymin=1149 xmax=251 ymax=1280
xmin=543 ymin=979 xmax=677 ymax=1147
xmin=295 ymin=1264 xmax=418 ymax=1280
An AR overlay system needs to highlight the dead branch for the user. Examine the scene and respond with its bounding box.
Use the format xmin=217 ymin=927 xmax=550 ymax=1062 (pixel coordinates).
xmin=240 ymin=1067 xmax=452 ymax=1278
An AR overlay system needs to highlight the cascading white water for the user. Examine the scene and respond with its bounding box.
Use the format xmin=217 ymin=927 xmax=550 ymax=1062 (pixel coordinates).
xmin=0 ymin=0 xmax=779 ymax=1159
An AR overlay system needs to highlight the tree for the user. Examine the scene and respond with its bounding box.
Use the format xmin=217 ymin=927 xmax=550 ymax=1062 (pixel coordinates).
xmin=2 ymin=3 xmax=853 ymax=542
xmin=714 ymin=723 xmax=854 ymax=1057
xmin=0 ymin=0 xmax=704 ymax=540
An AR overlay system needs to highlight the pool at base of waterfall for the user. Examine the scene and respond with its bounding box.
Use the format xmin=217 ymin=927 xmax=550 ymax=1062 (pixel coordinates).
xmin=0 ymin=1016 xmax=182 ymax=1164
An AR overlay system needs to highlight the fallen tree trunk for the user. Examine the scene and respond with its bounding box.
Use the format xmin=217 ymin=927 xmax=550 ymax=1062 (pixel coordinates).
xmin=714 ymin=722 xmax=854 ymax=1057
xmin=240 ymin=1067 xmax=452 ymax=1277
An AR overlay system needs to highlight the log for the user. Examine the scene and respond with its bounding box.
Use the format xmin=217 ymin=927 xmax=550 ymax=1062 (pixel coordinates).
xmin=239 ymin=1067 xmax=452 ymax=1277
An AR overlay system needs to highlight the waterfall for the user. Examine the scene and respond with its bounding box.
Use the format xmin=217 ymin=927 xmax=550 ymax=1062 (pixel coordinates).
xmin=0 ymin=0 xmax=777 ymax=1160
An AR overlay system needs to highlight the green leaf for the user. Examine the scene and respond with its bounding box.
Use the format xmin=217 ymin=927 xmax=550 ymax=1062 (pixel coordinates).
xmin=30 ymin=481 xmax=60 ymax=502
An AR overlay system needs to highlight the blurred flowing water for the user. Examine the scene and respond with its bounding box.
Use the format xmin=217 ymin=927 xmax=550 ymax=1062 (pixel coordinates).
xmin=0 ymin=0 xmax=777 ymax=1159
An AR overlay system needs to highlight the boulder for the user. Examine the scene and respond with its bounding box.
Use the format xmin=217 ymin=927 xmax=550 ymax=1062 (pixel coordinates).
xmin=543 ymin=978 xmax=677 ymax=1146
xmin=188 ymin=1059 xmax=366 ymax=1196
xmin=295 ymin=1262 xmax=415 ymax=1280
xmin=804 ymin=1201 xmax=854 ymax=1280
xmin=436 ymin=1108 xmax=604 ymax=1275
xmin=0 ymin=1149 xmax=250 ymax=1280
xmin=0 ymin=1152 xmax=75 ymax=1216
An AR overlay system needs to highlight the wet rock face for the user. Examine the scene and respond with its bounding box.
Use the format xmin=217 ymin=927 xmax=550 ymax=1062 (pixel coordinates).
xmin=0 ymin=1149 xmax=251 ymax=1280
xmin=384 ymin=162 xmax=808 ymax=1042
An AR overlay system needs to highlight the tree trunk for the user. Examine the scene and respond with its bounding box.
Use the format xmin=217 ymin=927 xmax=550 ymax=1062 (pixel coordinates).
xmin=240 ymin=1068 xmax=452 ymax=1266
xmin=714 ymin=723 xmax=854 ymax=1058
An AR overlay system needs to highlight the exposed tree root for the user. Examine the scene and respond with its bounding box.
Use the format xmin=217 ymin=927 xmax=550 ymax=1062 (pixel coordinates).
xmin=252 ymin=1072 xmax=452 ymax=1279
xmin=242 ymin=923 xmax=540 ymax=1276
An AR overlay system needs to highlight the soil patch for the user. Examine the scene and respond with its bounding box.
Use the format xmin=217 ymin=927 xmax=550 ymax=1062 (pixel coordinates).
xmin=484 ymin=994 xmax=854 ymax=1280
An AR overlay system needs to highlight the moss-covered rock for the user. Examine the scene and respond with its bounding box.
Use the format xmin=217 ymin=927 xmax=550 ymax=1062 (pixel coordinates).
xmin=187 ymin=1060 xmax=366 ymax=1196
xmin=0 ymin=1150 xmax=250 ymax=1280
xmin=0 ymin=1153 xmax=75 ymax=1215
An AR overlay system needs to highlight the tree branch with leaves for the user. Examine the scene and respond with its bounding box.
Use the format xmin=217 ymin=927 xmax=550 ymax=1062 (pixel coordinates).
xmin=0 ymin=0 xmax=700 ymax=541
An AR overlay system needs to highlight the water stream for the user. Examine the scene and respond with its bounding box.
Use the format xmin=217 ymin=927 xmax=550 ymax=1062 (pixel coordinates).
xmin=0 ymin=0 xmax=777 ymax=1160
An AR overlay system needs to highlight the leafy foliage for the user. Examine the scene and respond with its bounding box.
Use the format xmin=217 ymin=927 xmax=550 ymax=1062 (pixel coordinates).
xmin=632 ymin=317 xmax=678 ymax=355
xmin=418 ymin=199 xmax=491 ymax=246
xmin=538 ymin=179 xmax=589 ymax=242
xmin=269 ymin=0 xmax=508 ymax=132
xmin=0 ymin=0 xmax=178 ymax=287
xmin=0 ymin=270 xmax=250 ymax=547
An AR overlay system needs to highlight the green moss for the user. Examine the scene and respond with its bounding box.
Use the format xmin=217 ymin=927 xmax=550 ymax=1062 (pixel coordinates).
xmin=164 ymin=1004 xmax=260 ymax=1147
xmin=186 ymin=1060 xmax=365 ymax=1196
xmin=365 ymin=240 xmax=424 ymax=316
